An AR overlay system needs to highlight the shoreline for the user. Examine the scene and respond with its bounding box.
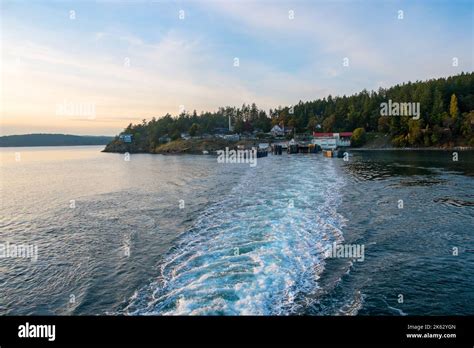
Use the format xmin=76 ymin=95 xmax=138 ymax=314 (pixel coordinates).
xmin=102 ymin=138 xmax=259 ymax=155
xmin=350 ymin=146 xmax=474 ymax=151
xmin=102 ymin=146 xmax=474 ymax=155
xmin=103 ymin=137 xmax=474 ymax=155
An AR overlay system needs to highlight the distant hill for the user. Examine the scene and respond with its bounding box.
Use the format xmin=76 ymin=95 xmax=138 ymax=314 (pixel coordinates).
xmin=0 ymin=134 xmax=114 ymax=147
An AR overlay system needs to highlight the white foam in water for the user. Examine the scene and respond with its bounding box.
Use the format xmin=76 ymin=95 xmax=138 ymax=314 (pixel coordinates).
xmin=125 ymin=157 xmax=346 ymax=315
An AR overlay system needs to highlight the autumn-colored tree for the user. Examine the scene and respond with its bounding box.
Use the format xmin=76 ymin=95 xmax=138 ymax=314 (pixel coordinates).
xmin=449 ymin=94 xmax=459 ymax=120
xmin=351 ymin=128 xmax=366 ymax=147
xmin=322 ymin=114 xmax=336 ymax=132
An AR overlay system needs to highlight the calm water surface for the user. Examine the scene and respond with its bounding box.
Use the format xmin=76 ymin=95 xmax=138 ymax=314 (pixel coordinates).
xmin=0 ymin=146 xmax=473 ymax=315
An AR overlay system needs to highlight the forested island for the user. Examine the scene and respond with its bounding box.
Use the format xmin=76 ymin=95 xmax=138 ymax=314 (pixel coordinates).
xmin=104 ymin=72 xmax=474 ymax=153
xmin=0 ymin=134 xmax=114 ymax=147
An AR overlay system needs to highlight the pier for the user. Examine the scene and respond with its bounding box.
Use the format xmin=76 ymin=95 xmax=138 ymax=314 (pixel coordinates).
xmin=237 ymin=139 xmax=349 ymax=159
xmin=269 ymin=140 xmax=346 ymax=157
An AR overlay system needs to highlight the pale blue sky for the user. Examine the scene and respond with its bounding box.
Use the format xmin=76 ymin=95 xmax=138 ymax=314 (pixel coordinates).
xmin=1 ymin=0 xmax=473 ymax=135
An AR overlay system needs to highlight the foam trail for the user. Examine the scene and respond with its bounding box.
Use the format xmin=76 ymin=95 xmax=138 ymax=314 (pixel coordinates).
xmin=126 ymin=157 xmax=346 ymax=315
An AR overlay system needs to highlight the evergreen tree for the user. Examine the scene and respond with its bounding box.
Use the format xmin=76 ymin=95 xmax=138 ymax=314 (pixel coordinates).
xmin=108 ymin=73 xmax=474 ymax=151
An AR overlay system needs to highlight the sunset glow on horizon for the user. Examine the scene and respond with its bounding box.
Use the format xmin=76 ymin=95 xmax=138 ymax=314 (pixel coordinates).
xmin=1 ymin=0 xmax=472 ymax=136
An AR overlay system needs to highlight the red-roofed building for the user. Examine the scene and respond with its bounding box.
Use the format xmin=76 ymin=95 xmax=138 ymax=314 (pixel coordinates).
xmin=312 ymin=132 xmax=352 ymax=149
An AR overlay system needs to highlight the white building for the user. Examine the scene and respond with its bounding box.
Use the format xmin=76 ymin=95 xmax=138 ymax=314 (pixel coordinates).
xmin=312 ymin=132 xmax=352 ymax=149
xmin=271 ymin=125 xmax=284 ymax=137
xmin=224 ymin=134 xmax=240 ymax=141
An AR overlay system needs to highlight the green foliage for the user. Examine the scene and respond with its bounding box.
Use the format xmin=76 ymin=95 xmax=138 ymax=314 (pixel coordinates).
xmin=431 ymin=125 xmax=443 ymax=145
xmin=170 ymin=130 xmax=181 ymax=141
xmin=423 ymin=134 xmax=431 ymax=147
xmin=307 ymin=117 xmax=318 ymax=132
xmin=322 ymin=114 xmax=336 ymax=132
xmin=407 ymin=119 xmax=422 ymax=145
xmin=112 ymin=73 xmax=474 ymax=151
xmin=392 ymin=134 xmax=408 ymax=147
xmin=460 ymin=111 xmax=474 ymax=142
xmin=351 ymin=128 xmax=366 ymax=147
xmin=431 ymin=88 xmax=444 ymax=124
xmin=377 ymin=116 xmax=390 ymax=133
xmin=189 ymin=123 xmax=200 ymax=136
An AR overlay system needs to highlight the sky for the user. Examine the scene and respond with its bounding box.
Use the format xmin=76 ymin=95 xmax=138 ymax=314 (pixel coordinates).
xmin=1 ymin=0 xmax=473 ymax=136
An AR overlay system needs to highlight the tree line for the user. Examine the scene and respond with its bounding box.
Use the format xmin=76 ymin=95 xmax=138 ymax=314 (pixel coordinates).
xmin=118 ymin=72 xmax=474 ymax=150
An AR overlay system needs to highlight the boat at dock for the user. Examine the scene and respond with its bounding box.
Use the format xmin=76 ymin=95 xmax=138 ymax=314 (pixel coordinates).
xmin=287 ymin=139 xmax=298 ymax=154
xmin=333 ymin=149 xmax=346 ymax=158
xmin=298 ymin=142 xmax=319 ymax=154
xmin=323 ymin=149 xmax=346 ymax=158
xmin=272 ymin=144 xmax=283 ymax=155
xmin=323 ymin=150 xmax=333 ymax=158
xmin=257 ymin=149 xmax=268 ymax=158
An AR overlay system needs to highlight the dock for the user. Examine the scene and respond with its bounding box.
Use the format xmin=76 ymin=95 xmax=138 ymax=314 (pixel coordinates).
xmin=237 ymin=139 xmax=348 ymax=159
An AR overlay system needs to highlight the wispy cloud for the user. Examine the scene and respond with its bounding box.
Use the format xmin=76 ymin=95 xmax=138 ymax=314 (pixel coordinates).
xmin=1 ymin=0 xmax=471 ymax=135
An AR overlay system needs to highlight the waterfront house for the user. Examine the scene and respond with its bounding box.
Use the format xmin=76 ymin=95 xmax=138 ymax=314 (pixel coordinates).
xmin=337 ymin=132 xmax=353 ymax=146
xmin=284 ymin=126 xmax=295 ymax=135
xmin=271 ymin=125 xmax=284 ymax=137
xmin=180 ymin=132 xmax=191 ymax=140
xmin=119 ymin=134 xmax=132 ymax=143
xmin=312 ymin=132 xmax=352 ymax=149
xmin=224 ymin=134 xmax=240 ymax=141
xmin=158 ymin=135 xmax=171 ymax=143
xmin=214 ymin=127 xmax=228 ymax=135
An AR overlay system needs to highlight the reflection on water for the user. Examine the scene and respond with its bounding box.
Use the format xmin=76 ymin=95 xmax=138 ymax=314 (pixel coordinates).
xmin=345 ymin=150 xmax=474 ymax=180
xmin=434 ymin=197 xmax=474 ymax=207
xmin=335 ymin=150 xmax=474 ymax=316
xmin=0 ymin=147 xmax=473 ymax=315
